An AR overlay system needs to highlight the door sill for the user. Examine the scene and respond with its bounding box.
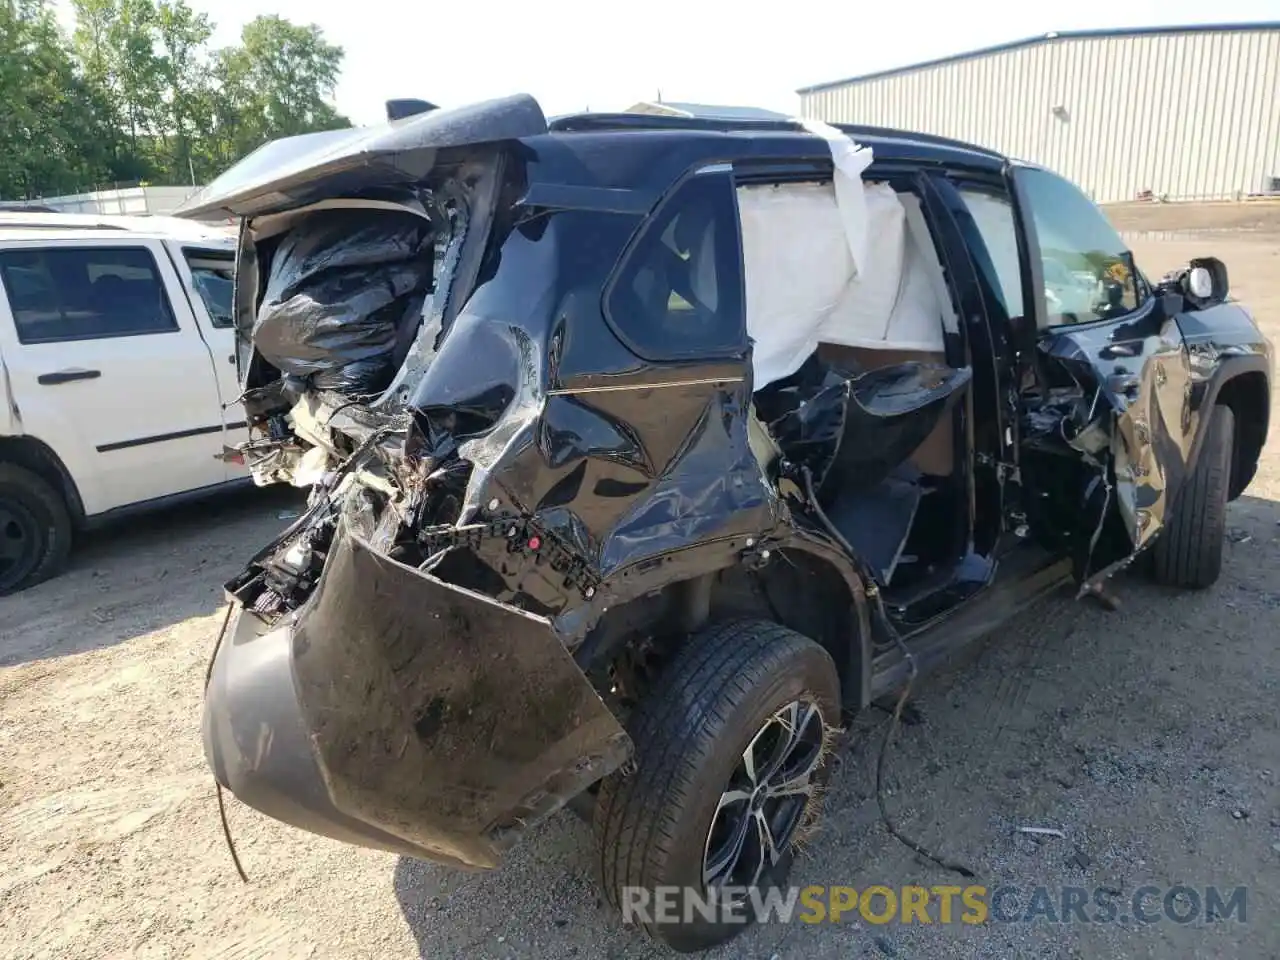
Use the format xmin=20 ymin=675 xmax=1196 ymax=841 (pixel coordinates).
xmin=870 ymin=547 xmax=1072 ymax=699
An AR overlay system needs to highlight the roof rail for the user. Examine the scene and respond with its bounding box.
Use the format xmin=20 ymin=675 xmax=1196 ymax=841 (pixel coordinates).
xmin=549 ymin=112 xmax=808 ymax=134
xmin=0 ymin=218 xmax=129 ymax=231
xmin=546 ymin=112 xmax=1004 ymax=160
xmin=0 ymin=212 xmax=236 ymax=240
xmin=830 ymin=122 xmax=1004 ymax=159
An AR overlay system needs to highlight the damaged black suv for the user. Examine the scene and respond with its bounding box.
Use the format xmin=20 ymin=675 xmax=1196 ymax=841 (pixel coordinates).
xmin=181 ymin=95 xmax=1272 ymax=952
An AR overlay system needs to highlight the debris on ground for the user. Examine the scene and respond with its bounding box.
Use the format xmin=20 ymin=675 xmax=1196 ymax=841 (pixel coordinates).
xmin=1067 ymin=848 xmax=1093 ymax=870
xmin=1018 ymin=826 xmax=1066 ymax=838
xmin=873 ymin=935 xmax=899 ymax=957
xmin=1081 ymin=581 xmax=1122 ymax=611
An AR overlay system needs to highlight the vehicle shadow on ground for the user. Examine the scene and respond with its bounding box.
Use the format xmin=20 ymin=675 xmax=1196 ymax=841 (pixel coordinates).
xmin=391 ymin=493 xmax=1280 ymax=960
xmin=0 ymin=484 xmax=305 ymax=666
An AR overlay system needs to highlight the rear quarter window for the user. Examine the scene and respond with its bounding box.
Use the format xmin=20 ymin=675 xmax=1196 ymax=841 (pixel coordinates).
xmin=183 ymin=248 xmax=235 ymax=328
xmin=604 ymin=172 xmax=746 ymax=361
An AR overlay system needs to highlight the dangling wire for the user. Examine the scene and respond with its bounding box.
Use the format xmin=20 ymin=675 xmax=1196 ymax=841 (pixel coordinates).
xmin=873 ymin=617 xmax=975 ymax=879
xmin=204 ymin=602 xmax=249 ymax=884
xmin=800 ymin=465 xmax=975 ymax=879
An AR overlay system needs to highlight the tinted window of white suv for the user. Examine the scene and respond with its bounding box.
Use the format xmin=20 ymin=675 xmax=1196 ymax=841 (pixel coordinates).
xmin=184 ymin=249 xmax=235 ymax=328
xmin=0 ymin=246 xmax=178 ymax=344
xmin=605 ymin=172 xmax=746 ymax=360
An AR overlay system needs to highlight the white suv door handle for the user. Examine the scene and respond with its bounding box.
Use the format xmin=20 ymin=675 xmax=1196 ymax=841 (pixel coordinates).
xmin=37 ymin=368 xmax=101 ymax=385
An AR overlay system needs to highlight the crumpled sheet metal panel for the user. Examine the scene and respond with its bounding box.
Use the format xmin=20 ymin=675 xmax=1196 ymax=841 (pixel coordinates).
xmin=1111 ymin=332 xmax=1193 ymax=549
xmin=175 ymin=93 xmax=548 ymax=219
xmin=408 ymin=204 xmax=776 ymax=592
xmin=289 ymin=519 xmax=631 ymax=868
xmin=590 ymin=383 xmax=777 ymax=576
xmin=1041 ymin=315 xmax=1193 ymax=552
xmin=476 ymin=380 xmax=777 ymax=582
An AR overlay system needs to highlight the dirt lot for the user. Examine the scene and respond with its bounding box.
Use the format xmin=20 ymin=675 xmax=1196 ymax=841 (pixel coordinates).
xmin=3 ymin=202 xmax=1279 ymax=960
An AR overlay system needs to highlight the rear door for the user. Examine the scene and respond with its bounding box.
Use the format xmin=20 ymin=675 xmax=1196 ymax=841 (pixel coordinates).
xmin=166 ymin=243 xmax=250 ymax=471
xmin=1009 ymin=165 xmax=1194 ymax=579
xmin=0 ymin=237 xmax=228 ymax=515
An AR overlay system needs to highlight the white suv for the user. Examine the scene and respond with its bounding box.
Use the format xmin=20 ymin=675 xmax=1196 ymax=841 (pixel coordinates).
xmin=0 ymin=213 xmax=249 ymax=593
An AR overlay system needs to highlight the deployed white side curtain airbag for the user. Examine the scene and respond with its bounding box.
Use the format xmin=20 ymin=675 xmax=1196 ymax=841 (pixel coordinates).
xmin=740 ymin=123 xmax=947 ymax=388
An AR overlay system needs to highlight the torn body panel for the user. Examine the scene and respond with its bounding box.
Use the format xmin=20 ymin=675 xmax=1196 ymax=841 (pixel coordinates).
xmin=1038 ymin=302 xmax=1193 ymax=563
xmin=199 ymin=154 xmax=801 ymax=864
xmin=205 ymin=512 xmax=631 ymax=869
xmin=176 ymin=94 xmax=549 ymax=221
xmin=1026 ymin=286 xmax=1271 ymax=588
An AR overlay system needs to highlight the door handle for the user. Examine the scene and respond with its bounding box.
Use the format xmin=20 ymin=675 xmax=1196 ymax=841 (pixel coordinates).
xmin=37 ymin=369 xmax=101 ymax=385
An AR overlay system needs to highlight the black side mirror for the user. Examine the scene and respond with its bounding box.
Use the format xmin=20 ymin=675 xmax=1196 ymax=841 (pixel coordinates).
xmin=1182 ymin=256 xmax=1229 ymax=306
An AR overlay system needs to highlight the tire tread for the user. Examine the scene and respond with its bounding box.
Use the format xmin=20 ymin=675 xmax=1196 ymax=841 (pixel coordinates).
xmin=594 ymin=619 xmax=837 ymax=949
xmin=1151 ymin=404 xmax=1233 ymax=589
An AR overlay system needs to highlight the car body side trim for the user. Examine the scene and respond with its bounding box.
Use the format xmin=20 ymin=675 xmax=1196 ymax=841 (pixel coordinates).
xmin=97 ymin=422 xmax=226 ymax=452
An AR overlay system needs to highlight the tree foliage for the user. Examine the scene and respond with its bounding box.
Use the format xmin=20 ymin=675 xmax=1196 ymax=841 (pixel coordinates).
xmin=0 ymin=0 xmax=350 ymax=199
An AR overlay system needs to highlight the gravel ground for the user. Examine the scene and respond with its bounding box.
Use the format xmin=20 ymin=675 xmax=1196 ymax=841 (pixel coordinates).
xmin=2 ymin=204 xmax=1279 ymax=960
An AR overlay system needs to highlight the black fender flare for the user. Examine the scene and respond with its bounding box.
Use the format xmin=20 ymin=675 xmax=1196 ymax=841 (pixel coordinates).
xmin=1184 ymin=354 xmax=1270 ymax=480
xmin=560 ymin=528 xmax=873 ymax=711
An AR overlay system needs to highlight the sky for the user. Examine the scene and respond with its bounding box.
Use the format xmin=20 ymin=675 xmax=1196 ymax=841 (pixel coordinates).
xmin=58 ymin=0 xmax=1280 ymax=125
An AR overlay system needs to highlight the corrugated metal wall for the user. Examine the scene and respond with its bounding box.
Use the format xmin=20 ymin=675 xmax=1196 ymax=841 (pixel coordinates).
xmin=800 ymin=29 xmax=1280 ymax=203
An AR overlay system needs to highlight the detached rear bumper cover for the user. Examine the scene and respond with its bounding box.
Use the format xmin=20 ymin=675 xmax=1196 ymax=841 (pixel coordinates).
xmin=203 ymin=521 xmax=631 ymax=869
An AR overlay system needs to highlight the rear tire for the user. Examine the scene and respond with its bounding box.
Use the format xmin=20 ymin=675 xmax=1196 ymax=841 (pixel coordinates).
xmin=1150 ymin=404 xmax=1234 ymax=590
xmin=593 ymin=620 xmax=841 ymax=953
xmin=0 ymin=463 xmax=73 ymax=595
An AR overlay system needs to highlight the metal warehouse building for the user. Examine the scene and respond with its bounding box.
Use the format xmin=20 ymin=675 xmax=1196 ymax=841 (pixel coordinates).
xmin=798 ymin=23 xmax=1280 ymax=203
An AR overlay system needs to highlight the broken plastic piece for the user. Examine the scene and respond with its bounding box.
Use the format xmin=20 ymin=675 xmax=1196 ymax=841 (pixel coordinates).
xmin=1017 ymin=826 xmax=1066 ymax=838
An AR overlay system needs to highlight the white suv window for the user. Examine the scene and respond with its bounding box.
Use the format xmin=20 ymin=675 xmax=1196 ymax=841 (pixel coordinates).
xmin=184 ymin=248 xmax=234 ymax=329
xmin=0 ymin=246 xmax=178 ymax=344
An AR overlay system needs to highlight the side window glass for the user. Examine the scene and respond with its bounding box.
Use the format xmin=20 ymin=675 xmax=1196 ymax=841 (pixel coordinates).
xmin=957 ymin=188 xmax=1025 ymax=322
xmin=1016 ymin=167 xmax=1140 ymax=328
xmin=605 ymin=172 xmax=745 ymax=360
xmin=0 ymin=246 xmax=178 ymax=344
xmin=184 ymin=250 xmax=235 ymax=328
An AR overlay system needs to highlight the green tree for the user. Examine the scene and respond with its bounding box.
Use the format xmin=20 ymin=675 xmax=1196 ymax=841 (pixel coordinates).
xmin=71 ymin=0 xmax=212 ymax=183
xmin=154 ymin=0 xmax=215 ymax=183
xmin=71 ymin=0 xmax=150 ymax=181
xmin=216 ymin=16 xmax=348 ymax=152
xmin=0 ymin=0 xmax=115 ymax=198
xmin=2 ymin=3 xmax=350 ymax=199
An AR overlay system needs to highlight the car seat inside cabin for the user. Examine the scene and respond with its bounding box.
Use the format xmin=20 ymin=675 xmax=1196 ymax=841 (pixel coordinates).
xmin=742 ymin=178 xmax=972 ymax=598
